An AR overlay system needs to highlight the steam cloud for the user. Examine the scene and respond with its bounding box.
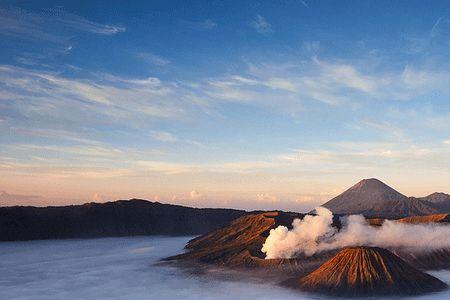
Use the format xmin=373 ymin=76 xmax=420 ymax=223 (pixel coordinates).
xmin=261 ymin=207 xmax=450 ymax=259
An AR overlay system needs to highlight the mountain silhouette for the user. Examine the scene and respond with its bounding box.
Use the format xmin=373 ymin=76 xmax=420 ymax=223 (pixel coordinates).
xmin=0 ymin=199 xmax=246 ymax=241
xmin=322 ymin=178 xmax=440 ymax=218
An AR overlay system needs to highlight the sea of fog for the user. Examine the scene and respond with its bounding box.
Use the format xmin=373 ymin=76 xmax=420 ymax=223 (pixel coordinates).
xmin=0 ymin=236 xmax=449 ymax=300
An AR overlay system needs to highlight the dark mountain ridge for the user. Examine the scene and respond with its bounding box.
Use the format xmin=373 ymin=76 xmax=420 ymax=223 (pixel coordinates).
xmin=0 ymin=199 xmax=246 ymax=241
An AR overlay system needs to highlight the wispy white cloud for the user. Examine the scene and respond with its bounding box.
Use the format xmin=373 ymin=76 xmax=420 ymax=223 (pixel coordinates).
xmin=137 ymin=52 xmax=171 ymax=66
xmin=0 ymin=7 xmax=125 ymax=38
xmin=358 ymin=119 xmax=405 ymax=139
xmin=313 ymin=58 xmax=378 ymax=93
xmin=430 ymin=17 xmax=450 ymax=38
xmin=148 ymin=130 xmax=202 ymax=146
xmin=199 ymin=19 xmax=217 ymax=30
xmin=3 ymin=53 xmax=450 ymax=140
xmin=400 ymin=65 xmax=450 ymax=90
xmin=150 ymin=131 xmax=178 ymax=143
xmin=88 ymin=193 xmax=102 ymax=202
xmin=203 ymin=59 xmax=372 ymax=107
xmin=0 ymin=141 xmax=280 ymax=179
xmin=256 ymin=193 xmax=278 ymax=203
xmin=57 ymin=13 xmax=125 ymax=35
xmin=280 ymin=140 xmax=450 ymax=173
xmin=183 ymin=19 xmax=217 ymax=31
xmin=250 ymin=15 xmax=273 ymax=34
xmin=302 ymin=41 xmax=320 ymax=53
xmin=10 ymin=143 xmax=124 ymax=159
xmin=205 ymin=56 xmax=450 ymax=110
xmin=0 ymin=6 xmax=125 ymax=51
xmin=9 ymin=127 xmax=102 ymax=145
xmin=300 ymin=0 xmax=310 ymax=8
xmin=189 ymin=190 xmax=202 ymax=199
xmin=386 ymin=106 xmax=450 ymax=131
xmin=0 ymin=190 xmax=42 ymax=206
xmin=403 ymin=16 xmax=450 ymax=54
xmin=0 ymin=65 xmax=198 ymax=129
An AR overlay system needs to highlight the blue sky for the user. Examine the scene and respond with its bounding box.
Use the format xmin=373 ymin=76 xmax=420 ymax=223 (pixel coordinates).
xmin=1 ymin=1 xmax=450 ymax=210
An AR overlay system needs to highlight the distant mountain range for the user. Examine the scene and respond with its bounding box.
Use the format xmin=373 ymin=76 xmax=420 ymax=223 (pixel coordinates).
xmin=322 ymin=178 xmax=450 ymax=218
xmin=1 ymin=178 xmax=449 ymax=241
xmin=0 ymin=199 xmax=245 ymax=241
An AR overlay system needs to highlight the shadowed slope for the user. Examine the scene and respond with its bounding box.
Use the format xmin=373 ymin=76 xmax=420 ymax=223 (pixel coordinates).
xmin=297 ymin=247 xmax=447 ymax=297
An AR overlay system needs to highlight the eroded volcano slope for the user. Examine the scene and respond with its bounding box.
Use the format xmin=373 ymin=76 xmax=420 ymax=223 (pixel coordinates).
xmin=297 ymin=246 xmax=447 ymax=297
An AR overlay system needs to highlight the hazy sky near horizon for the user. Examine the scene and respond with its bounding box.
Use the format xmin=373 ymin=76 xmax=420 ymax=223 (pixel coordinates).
xmin=1 ymin=1 xmax=450 ymax=211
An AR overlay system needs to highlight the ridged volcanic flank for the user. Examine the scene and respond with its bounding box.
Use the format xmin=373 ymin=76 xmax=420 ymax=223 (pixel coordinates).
xmin=298 ymin=246 xmax=447 ymax=297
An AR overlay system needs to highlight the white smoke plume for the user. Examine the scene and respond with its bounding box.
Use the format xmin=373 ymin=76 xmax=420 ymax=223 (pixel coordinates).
xmin=261 ymin=207 xmax=450 ymax=259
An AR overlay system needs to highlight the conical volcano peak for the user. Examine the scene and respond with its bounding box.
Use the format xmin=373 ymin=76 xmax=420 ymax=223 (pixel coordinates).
xmin=340 ymin=178 xmax=406 ymax=200
xmin=350 ymin=178 xmax=395 ymax=191
xmin=320 ymin=178 xmax=439 ymax=218
xmin=297 ymin=246 xmax=447 ymax=296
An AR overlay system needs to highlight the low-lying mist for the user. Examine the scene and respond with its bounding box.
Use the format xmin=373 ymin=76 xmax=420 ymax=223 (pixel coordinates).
xmin=262 ymin=207 xmax=450 ymax=259
xmin=0 ymin=236 xmax=307 ymax=300
xmin=0 ymin=234 xmax=449 ymax=300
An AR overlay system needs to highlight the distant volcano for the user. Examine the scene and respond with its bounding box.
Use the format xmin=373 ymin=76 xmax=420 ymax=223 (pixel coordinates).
xmin=421 ymin=192 xmax=450 ymax=212
xmin=297 ymin=246 xmax=447 ymax=297
xmin=322 ymin=178 xmax=440 ymax=218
